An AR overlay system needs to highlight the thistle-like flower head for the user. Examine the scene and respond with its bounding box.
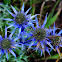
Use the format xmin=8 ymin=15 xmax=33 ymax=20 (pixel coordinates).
xmin=32 ymin=28 xmax=46 ymax=41
xmin=0 ymin=26 xmax=21 ymax=60
xmin=14 ymin=12 xmax=27 ymax=25
xmin=27 ymin=14 xmax=54 ymax=53
xmin=49 ymin=23 xmax=62 ymax=56
xmin=0 ymin=38 xmax=12 ymax=50
xmin=4 ymin=3 xmax=38 ymax=34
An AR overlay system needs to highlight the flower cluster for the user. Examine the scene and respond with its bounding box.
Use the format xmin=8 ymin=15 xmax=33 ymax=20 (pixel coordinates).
xmin=1 ymin=3 xmax=62 ymax=60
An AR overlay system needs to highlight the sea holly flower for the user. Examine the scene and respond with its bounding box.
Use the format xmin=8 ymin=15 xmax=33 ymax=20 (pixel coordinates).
xmin=4 ymin=3 xmax=38 ymax=34
xmin=49 ymin=23 xmax=62 ymax=57
xmin=0 ymin=27 xmax=21 ymax=60
xmin=27 ymin=14 xmax=55 ymax=53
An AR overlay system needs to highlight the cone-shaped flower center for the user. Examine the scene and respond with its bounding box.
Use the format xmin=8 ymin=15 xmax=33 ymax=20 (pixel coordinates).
xmin=1 ymin=39 xmax=12 ymax=50
xmin=33 ymin=28 xmax=46 ymax=41
xmin=14 ymin=12 xmax=27 ymax=25
xmin=50 ymin=36 xmax=61 ymax=46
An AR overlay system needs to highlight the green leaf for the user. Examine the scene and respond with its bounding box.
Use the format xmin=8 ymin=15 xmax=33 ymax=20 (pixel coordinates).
xmin=45 ymin=9 xmax=61 ymax=28
xmin=45 ymin=0 xmax=60 ymax=28
xmin=23 ymin=56 xmax=29 ymax=62
xmin=46 ymin=0 xmax=60 ymax=23
xmin=26 ymin=0 xmax=41 ymax=4
xmin=3 ymin=0 xmax=11 ymax=5
xmin=48 ymin=54 xmax=59 ymax=59
xmin=42 ymin=53 xmax=62 ymax=60
xmin=30 ymin=0 xmax=35 ymax=15
xmin=42 ymin=54 xmax=59 ymax=60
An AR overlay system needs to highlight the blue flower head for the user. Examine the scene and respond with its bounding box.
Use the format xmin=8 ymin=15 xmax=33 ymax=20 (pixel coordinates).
xmin=27 ymin=14 xmax=55 ymax=52
xmin=49 ymin=23 xmax=62 ymax=57
xmin=4 ymin=3 xmax=37 ymax=34
xmin=0 ymin=27 xmax=21 ymax=60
